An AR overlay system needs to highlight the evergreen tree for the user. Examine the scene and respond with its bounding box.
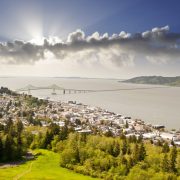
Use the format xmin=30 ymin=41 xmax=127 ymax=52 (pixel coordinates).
xmin=132 ymin=143 xmax=139 ymax=164
xmin=79 ymin=133 xmax=87 ymax=143
xmin=49 ymin=123 xmax=60 ymax=135
xmin=0 ymin=117 xmax=26 ymax=162
xmin=169 ymin=146 xmax=177 ymax=172
xmin=162 ymin=142 xmax=170 ymax=153
xmin=74 ymin=145 xmax=80 ymax=164
xmin=4 ymin=134 xmax=14 ymax=161
xmin=138 ymin=142 xmax=146 ymax=161
xmin=16 ymin=134 xmax=23 ymax=159
xmin=27 ymin=114 xmax=34 ymax=124
xmin=128 ymin=157 xmax=134 ymax=169
xmin=121 ymin=139 xmax=127 ymax=155
xmin=42 ymin=131 xmax=53 ymax=149
xmin=161 ymin=153 xmax=169 ymax=172
xmin=59 ymin=122 xmax=68 ymax=140
xmin=121 ymin=155 xmax=128 ymax=165
xmin=112 ymin=141 xmax=120 ymax=157
xmin=157 ymin=139 xmax=163 ymax=146
xmin=15 ymin=119 xmax=24 ymax=158
xmin=15 ymin=119 xmax=23 ymax=135
xmin=0 ymin=136 xmax=3 ymax=161
xmin=4 ymin=118 xmax=13 ymax=133
xmin=171 ymin=140 xmax=175 ymax=146
xmin=132 ymin=135 xmax=137 ymax=143
xmin=150 ymin=139 xmax=153 ymax=144
xmin=106 ymin=141 xmax=114 ymax=155
xmin=127 ymin=145 xmax=131 ymax=155
xmin=137 ymin=135 xmax=143 ymax=143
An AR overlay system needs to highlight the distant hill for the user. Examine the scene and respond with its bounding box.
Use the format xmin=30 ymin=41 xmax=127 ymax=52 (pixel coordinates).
xmin=123 ymin=76 xmax=180 ymax=86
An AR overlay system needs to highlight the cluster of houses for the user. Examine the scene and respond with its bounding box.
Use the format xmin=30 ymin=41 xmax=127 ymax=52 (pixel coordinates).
xmin=0 ymin=93 xmax=180 ymax=147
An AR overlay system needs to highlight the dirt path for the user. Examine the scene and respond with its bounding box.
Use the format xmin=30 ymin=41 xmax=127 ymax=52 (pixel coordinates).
xmin=13 ymin=162 xmax=33 ymax=180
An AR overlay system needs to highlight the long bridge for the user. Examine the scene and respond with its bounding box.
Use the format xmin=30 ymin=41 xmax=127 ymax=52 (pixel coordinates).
xmin=16 ymin=84 xmax=93 ymax=95
xmin=15 ymin=84 xmax=168 ymax=95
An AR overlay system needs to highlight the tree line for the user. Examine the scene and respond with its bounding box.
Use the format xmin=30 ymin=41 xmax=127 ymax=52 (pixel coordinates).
xmin=57 ymin=133 xmax=180 ymax=179
xmin=0 ymin=118 xmax=180 ymax=179
xmin=0 ymin=118 xmax=26 ymax=162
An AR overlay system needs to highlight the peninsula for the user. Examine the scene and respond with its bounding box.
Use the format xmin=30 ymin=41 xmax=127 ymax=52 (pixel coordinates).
xmin=123 ymin=76 xmax=180 ymax=87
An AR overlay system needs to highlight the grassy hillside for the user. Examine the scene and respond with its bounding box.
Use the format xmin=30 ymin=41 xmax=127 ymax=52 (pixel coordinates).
xmin=123 ymin=76 xmax=180 ymax=86
xmin=0 ymin=149 xmax=98 ymax=180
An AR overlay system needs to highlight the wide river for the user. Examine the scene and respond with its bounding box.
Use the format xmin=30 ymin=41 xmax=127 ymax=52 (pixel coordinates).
xmin=0 ymin=77 xmax=179 ymax=129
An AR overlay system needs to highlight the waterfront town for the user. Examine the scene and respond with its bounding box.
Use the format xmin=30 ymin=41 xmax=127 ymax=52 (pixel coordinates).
xmin=0 ymin=87 xmax=180 ymax=147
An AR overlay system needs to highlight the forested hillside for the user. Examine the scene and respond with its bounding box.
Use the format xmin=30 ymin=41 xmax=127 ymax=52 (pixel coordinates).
xmin=123 ymin=76 xmax=180 ymax=86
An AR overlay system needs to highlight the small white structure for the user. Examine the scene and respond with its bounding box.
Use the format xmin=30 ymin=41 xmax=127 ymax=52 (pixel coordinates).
xmin=54 ymin=121 xmax=65 ymax=127
xmin=153 ymin=125 xmax=165 ymax=129
xmin=143 ymin=132 xmax=157 ymax=139
xmin=75 ymin=127 xmax=82 ymax=131
xmin=160 ymin=132 xmax=178 ymax=141
xmin=78 ymin=129 xmax=92 ymax=134
xmin=174 ymin=141 xmax=180 ymax=147
xmin=126 ymin=133 xmax=140 ymax=139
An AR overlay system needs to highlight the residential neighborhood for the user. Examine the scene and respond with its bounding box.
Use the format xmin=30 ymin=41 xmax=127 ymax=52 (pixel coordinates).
xmin=0 ymin=90 xmax=180 ymax=147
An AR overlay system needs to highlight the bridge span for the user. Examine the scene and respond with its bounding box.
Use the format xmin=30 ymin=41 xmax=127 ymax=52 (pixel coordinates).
xmin=16 ymin=84 xmax=94 ymax=95
xmin=15 ymin=84 xmax=168 ymax=95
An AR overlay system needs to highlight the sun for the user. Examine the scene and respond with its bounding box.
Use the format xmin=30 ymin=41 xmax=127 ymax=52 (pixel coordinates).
xmin=29 ymin=37 xmax=45 ymax=45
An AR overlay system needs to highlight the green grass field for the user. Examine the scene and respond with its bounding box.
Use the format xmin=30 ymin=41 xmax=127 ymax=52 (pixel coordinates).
xmin=0 ymin=150 xmax=99 ymax=180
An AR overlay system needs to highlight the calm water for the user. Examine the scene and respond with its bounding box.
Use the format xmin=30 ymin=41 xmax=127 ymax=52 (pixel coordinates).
xmin=0 ymin=77 xmax=180 ymax=129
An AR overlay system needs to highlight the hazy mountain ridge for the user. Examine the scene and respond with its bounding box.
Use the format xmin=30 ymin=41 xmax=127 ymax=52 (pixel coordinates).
xmin=123 ymin=76 xmax=180 ymax=86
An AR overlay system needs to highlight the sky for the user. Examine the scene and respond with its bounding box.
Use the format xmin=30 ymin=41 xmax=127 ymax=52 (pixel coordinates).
xmin=0 ymin=0 xmax=180 ymax=78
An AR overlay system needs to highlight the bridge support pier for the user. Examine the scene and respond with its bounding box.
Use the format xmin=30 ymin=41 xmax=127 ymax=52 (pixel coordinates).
xmin=28 ymin=89 xmax=31 ymax=95
xmin=52 ymin=88 xmax=57 ymax=95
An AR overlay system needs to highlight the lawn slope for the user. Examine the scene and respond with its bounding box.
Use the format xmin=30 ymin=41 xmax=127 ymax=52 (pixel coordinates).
xmin=0 ymin=150 xmax=98 ymax=180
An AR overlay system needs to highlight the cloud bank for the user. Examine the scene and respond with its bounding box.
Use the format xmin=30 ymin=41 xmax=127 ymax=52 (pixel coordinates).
xmin=0 ymin=25 xmax=180 ymax=67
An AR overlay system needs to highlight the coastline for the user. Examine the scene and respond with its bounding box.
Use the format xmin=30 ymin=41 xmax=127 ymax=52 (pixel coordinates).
xmin=33 ymin=94 xmax=180 ymax=146
xmin=0 ymin=77 xmax=180 ymax=129
xmin=0 ymin=88 xmax=180 ymax=147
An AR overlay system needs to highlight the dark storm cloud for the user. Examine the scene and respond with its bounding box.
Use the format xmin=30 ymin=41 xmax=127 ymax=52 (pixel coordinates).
xmin=0 ymin=41 xmax=44 ymax=64
xmin=0 ymin=26 xmax=180 ymax=65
